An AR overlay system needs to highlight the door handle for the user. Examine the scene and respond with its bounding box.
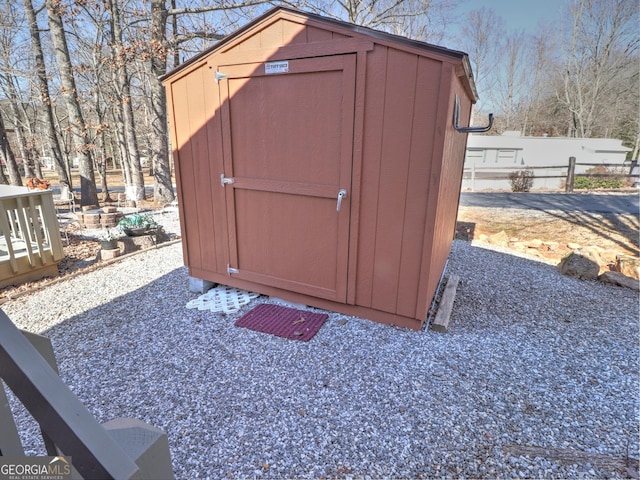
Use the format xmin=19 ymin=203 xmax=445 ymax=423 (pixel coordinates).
xmin=336 ymin=189 xmax=348 ymax=212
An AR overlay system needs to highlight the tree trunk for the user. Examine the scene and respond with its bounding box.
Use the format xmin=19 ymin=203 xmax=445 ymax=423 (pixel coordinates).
xmin=96 ymin=137 xmax=111 ymax=203
xmin=114 ymin=116 xmax=132 ymax=188
xmin=22 ymin=0 xmax=70 ymax=187
xmin=0 ymin=111 xmax=22 ymax=185
xmin=45 ymin=0 xmax=99 ymax=206
xmin=110 ymin=0 xmax=144 ymax=201
xmin=4 ymin=77 xmax=32 ymax=181
xmin=0 ymin=161 xmax=8 ymax=184
xmin=150 ymin=0 xmax=175 ymax=205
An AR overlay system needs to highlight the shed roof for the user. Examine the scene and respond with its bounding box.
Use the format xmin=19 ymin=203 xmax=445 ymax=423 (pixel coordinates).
xmin=161 ymin=6 xmax=477 ymax=101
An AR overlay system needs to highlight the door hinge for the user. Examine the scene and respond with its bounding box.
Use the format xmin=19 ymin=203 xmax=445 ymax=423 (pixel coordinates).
xmin=215 ymin=71 xmax=227 ymax=82
xmin=220 ymin=174 xmax=235 ymax=186
xmin=227 ymin=265 xmax=239 ymax=275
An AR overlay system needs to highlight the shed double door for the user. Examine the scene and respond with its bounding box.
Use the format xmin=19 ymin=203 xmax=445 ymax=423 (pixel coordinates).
xmin=217 ymin=55 xmax=356 ymax=302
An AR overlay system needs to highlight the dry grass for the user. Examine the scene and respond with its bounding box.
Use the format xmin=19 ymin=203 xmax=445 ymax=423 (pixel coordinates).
xmin=457 ymin=206 xmax=639 ymax=260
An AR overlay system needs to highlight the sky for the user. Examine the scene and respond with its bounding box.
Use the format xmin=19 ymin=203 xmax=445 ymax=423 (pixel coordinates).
xmin=450 ymin=0 xmax=567 ymax=36
xmin=443 ymin=0 xmax=571 ymax=114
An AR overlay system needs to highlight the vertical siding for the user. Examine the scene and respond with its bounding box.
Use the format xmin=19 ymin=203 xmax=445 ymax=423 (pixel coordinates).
xmin=228 ymin=18 xmax=307 ymax=52
xmin=355 ymin=44 xmax=387 ymax=309
xmin=415 ymin=68 xmax=471 ymax=319
xmin=282 ymin=19 xmax=308 ymax=44
xmin=170 ymin=65 xmax=225 ymax=275
xmin=307 ymin=25 xmax=333 ymax=42
xmin=370 ymin=48 xmax=418 ymax=314
xmin=221 ymin=18 xmax=350 ymax=56
xmin=355 ymin=45 xmax=444 ymax=318
xmin=394 ymin=56 xmax=442 ymax=318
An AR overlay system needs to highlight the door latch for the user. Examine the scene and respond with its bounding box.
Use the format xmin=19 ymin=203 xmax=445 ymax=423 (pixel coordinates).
xmin=227 ymin=265 xmax=239 ymax=275
xmin=220 ymin=174 xmax=235 ymax=186
xmin=336 ymin=189 xmax=348 ymax=212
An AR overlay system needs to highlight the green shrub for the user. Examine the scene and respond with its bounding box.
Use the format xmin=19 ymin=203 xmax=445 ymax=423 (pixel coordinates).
xmin=574 ymin=176 xmax=593 ymax=189
xmin=574 ymin=166 xmax=626 ymax=190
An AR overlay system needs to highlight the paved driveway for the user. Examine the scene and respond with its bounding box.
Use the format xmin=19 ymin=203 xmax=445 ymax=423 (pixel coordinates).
xmin=459 ymin=192 xmax=639 ymax=215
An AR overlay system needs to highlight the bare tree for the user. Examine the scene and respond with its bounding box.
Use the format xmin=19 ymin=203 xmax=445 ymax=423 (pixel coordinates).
xmin=557 ymin=0 xmax=639 ymax=138
xmin=455 ymin=7 xmax=505 ymax=116
xmin=45 ymin=0 xmax=99 ymax=206
xmin=493 ymin=30 xmax=528 ymax=132
xmin=304 ymin=0 xmax=455 ymax=42
xmin=520 ymin=26 xmax=558 ymax=136
xmin=147 ymin=0 xmax=271 ymax=205
xmin=108 ymin=0 xmax=145 ymax=202
xmin=0 ymin=1 xmax=26 ymax=185
xmin=0 ymin=74 xmax=33 ymax=182
xmin=149 ymin=0 xmax=173 ymax=204
xmin=22 ymin=0 xmax=70 ymax=187
xmin=0 ymin=110 xmax=20 ymax=185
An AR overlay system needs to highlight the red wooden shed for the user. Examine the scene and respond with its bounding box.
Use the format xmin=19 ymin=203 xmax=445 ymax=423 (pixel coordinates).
xmin=162 ymin=7 xmax=480 ymax=330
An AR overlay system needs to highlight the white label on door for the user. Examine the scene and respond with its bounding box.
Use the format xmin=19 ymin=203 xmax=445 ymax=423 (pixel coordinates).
xmin=264 ymin=61 xmax=289 ymax=74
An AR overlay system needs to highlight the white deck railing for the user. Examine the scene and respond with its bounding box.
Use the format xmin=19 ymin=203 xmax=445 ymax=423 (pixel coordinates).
xmin=0 ymin=185 xmax=64 ymax=288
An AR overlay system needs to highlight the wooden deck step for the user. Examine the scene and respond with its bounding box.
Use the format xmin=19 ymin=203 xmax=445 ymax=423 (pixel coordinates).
xmin=430 ymin=274 xmax=460 ymax=333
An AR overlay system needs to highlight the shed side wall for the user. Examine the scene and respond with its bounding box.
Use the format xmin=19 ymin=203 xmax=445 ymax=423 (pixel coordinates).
xmin=168 ymin=64 xmax=227 ymax=275
xmin=417 ymin=68 xmax=472 ymax=319
xmin=355 ymin=43 xmax=445 ymax=319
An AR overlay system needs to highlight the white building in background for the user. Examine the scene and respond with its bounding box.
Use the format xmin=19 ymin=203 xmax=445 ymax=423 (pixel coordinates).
xmin=462 ymin=131 xmax=632 ymax=191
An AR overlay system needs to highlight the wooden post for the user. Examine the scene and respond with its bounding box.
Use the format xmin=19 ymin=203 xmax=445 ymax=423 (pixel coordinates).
xmin=565 ymin=156 xmax=576 ymax=193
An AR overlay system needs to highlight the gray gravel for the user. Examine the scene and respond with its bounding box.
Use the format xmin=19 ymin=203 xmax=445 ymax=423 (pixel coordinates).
xmin=2 ymin=212 xmax=638 ymax=479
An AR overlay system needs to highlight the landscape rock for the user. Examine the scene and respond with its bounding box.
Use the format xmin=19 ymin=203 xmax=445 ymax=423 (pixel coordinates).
xmin=600 ymin=249 xmax=621 ymax=267
xmin=599 ymin=271 xmax=640 ymax=291
xmin=119 ymin=230 xmax=170 ymax=254
xmin=567 ymin=242 xmax=581 ymax=250
xmin=488 ymin=230 xmax=509 ymax=246
xmin=542 ymin=241 xmax=560 ymax=251
xmin=616 ymin=254 xmax=640 ymax=280
xmin=526 ymin=239 xmax=543 ymax=249
xmin=510 ymin=242 xmax=527 ymax=253
xmin=558 ymin=250 xmax=601 ymax=280
xmin=583 ymin=245 xmax=605 ymax=256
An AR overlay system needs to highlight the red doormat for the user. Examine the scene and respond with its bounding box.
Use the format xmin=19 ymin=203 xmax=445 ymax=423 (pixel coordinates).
xmin=235 ymin=304 xmax=328 ymax=341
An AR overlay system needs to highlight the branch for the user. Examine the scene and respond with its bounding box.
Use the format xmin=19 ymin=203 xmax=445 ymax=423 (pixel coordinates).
xmin=174 ymin=31 xmax=226 ymax=46
xmin=168 ymin=0 xmax=272 ymax=17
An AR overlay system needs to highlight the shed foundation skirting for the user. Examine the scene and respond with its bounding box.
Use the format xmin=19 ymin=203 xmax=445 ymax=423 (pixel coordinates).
xmin=190 ymin=269 xmax=425 ymax=330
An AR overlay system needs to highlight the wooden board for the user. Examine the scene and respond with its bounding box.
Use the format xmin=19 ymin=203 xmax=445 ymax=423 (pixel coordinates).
xmin=430 ymin=274 xmax=460 ymax=333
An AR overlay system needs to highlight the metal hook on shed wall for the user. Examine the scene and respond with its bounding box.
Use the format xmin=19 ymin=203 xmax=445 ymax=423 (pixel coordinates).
xmin=453 ymin=96 xmax=494 ymax=133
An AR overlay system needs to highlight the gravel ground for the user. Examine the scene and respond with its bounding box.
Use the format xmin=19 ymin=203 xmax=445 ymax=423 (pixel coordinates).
xmin=2 ymin=212 xmax=638 ymax=479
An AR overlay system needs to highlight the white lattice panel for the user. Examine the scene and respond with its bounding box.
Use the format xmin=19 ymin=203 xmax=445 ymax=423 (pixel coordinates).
xmin=186 ymin=285 xmax=259 ymax=314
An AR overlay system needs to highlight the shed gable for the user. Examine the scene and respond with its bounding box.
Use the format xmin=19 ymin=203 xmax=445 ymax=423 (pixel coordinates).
xmin=221 ymin=16 xmax=351 ymax=54
xmin=162 ymin=7 xmax=477 ymax=102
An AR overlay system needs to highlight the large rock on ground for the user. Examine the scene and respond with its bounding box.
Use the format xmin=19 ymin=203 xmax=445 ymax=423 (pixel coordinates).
xmin=488 ymin=230 xmax=509 ymax=246
xmin=558 ymin=250 xmax=601 ymax=280
xmin=616 ymin=254 xmax=640 ymax=280
xmin=599 ymin=271 xmax=640 ymax=291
